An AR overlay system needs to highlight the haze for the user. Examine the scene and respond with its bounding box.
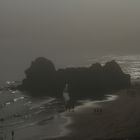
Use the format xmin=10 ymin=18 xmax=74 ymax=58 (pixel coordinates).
xmin=0 ymin=0 xmax=140 ymax=84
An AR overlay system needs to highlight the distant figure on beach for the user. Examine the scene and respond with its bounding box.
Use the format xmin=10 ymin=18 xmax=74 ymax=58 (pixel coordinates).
xmin=65 ymin=100 xmax=75 ymax=112
xmin=70 ymin=100 xmax=75 ymax=112
xmin=0 ymin=118 xmax=4 ymax=122
xmin=12 ymin=130 xmax=14 ymax=140
xmin=94 ymin=107 xmax=102 ymax=113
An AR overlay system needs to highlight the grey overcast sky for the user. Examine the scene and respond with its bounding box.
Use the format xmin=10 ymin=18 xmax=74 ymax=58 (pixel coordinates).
xmin=0 ymin=0 xmax=140 ymax=83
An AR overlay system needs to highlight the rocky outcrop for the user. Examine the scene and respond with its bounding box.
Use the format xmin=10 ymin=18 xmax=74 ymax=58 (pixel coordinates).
xmin=102 ymin=60 xmax=130 ymax=90
xmin=19 ymin=57 xmax=58 ymax=97
xmin=57 ymin=60 xmax=130 ymax=98
xmin=19 ymin=58 xmax=131 ymax=98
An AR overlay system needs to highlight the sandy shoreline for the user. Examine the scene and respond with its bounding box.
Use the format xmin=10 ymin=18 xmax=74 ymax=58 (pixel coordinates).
xmin=6 ymin=88 xmax=140 ymax=140
xmin=46 ymin=89 xmax=140 ymax=140
xmin=13 ymin=93 xmax=117 ymax=140
xmin=45 ymin=94 xmax=118 ymax=139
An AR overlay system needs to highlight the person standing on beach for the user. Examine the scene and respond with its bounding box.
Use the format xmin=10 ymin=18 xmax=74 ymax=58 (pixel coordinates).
xmin=71 ymin=100 xmax=75 ymax=112
xmin=11 ymin=130 xmax=14 ymax=140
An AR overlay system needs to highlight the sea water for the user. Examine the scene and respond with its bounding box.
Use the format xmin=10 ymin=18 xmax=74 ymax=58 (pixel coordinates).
xmin=87 ymin=54 xmax=140 ymax=80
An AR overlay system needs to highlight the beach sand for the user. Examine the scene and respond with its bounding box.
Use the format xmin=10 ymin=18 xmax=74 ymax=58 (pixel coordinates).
xmin=7 ymin=88 xmax=140 ymax=140
xmin=46 ymin=89 xmax=140 ymax=140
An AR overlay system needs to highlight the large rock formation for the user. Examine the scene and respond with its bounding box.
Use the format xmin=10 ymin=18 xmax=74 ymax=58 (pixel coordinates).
xmin=19 ymin=58 xmax=131 ymax=98
xmin=57 ymin=60 xmax=130 ymax=99
xmin=19 ymin=57 xmax=58 ymax=97
xmin=102 ymin=60 xmax=130 ymax=90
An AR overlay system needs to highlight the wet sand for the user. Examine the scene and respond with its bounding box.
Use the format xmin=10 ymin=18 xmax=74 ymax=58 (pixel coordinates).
xmin=13 ymin=94 xmax=117 ymax=140
xmin=6 ymin=88 xmax=140 ymax=140
xmin=46 ymin=89 xmax=140 ymax=140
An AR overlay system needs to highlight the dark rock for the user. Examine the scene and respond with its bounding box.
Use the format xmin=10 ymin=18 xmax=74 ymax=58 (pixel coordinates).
xmin=102 ymin=60 xmax=131 ymax=90
xmin=19 ymin=57 xmax=60 ymax=97
xmin=19 ymin=58 xmax=131 ymax=99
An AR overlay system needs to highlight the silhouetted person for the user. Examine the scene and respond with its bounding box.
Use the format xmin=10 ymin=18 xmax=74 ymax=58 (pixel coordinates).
xmin=96 ymin=108 xmax=98 ymax=113
xmin=12 ymin=131 xmax=14 ymax=140
xmin=69 ymin=100 xmax=75 ymax=112
xmin=0 ymin=118 xmax=4 ymax=122
xmin=94 ymin=108 xmax=102 ymax=113
xmin=100 ymin=108 xmax=102 ymax=113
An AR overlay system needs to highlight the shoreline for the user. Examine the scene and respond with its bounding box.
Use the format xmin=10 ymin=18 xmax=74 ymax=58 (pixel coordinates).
xmin=47 ymin=89 xmax=140 ymax=140
xmin=13 ymin=93 xmax=118 ymax=140
xmin=44 ymin=94 xmax=119 ymax=140
xmin=3 ymin=88 xmax=140 ymax=140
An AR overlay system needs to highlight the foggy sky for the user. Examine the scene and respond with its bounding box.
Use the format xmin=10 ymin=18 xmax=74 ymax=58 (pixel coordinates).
xmin=0 ymin=0 xmax=140 ymax=84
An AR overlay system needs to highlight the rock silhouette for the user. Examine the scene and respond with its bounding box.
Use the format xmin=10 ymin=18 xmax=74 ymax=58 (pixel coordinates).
xmin=19 ymin=57 xmax=58 ymax=97
xmin=19 ymin=58 xmax=131 ymax=98
xmin=56 ymin=60 xmax=130 ymax=99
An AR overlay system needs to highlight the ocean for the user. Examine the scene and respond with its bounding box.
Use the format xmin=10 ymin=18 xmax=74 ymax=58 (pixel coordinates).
xmin=86 ymin=55 xmax=140 ymax=80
